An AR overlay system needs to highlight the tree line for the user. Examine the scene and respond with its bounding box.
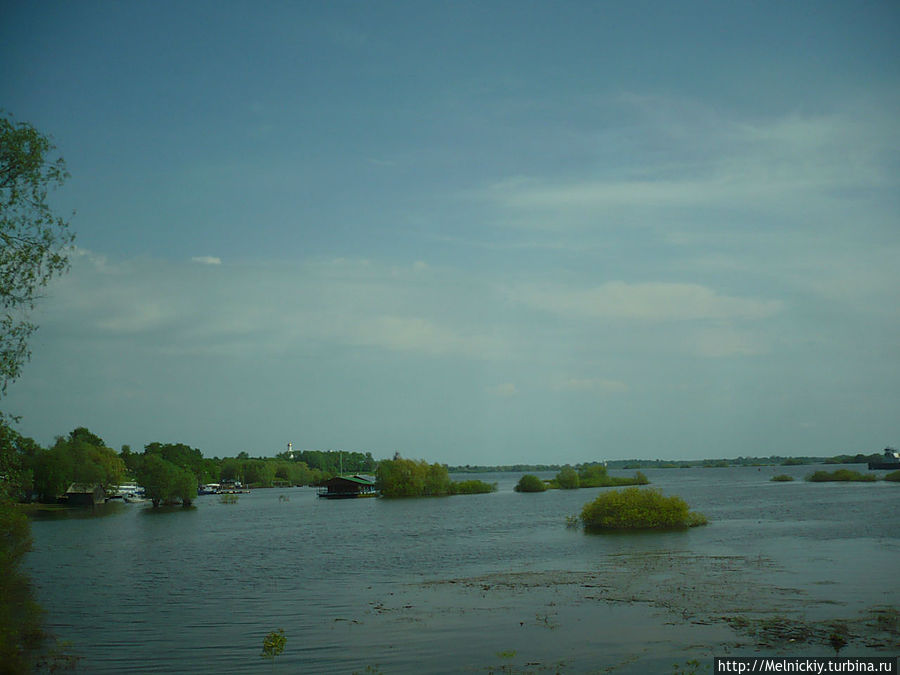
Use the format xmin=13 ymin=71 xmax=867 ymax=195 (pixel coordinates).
xmin=1 ymin=424 xmax=384 ymax=508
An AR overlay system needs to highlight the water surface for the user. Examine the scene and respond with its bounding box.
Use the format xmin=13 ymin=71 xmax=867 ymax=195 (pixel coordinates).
xmin=26 ymin=465 xmax=899 ymax=672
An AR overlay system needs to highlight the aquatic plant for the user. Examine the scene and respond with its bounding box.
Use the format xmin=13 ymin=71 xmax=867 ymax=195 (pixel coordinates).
xmin=805 ymin=469 xmax=877 ymax=482
xmin=554 ymin=466 xmax=580 ymax=489
xmin=261 ymin=628 xmax=286 ymax=671
xmin=870 ymin=607 xmax=900 ymax=635
xmin=219 ymin=493 xmax=239 ymax=504
xmin=579 ymin=487 xmax=708 ymax=532
xmin=578 ymin=464 xmax=649 ymax=488
xmin=450 ymin=479 xmax=497 ymax=494
xmin=514 ymin=474 xmax=547 ymax=492
xmin=883 ymin=470 xmax=900 ymax=482
xmin=770 ymin=474 xmax=794 ymax=482
xmin=828 ymin=629 xmax=847 ymax=655
xmin=673 ymin=659 xmax=708 ymax=675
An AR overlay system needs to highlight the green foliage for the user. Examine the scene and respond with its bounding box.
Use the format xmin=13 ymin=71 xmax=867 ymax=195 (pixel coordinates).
xmin=806 ymin=469 xmax=877 ymax=482
xmin=0 ymin=421 xmax=37 ymax=502
xmin=242 ymin=459 xmax=276 ymax=487
xmin=770 ymin=474 xmax=795 ymax=482
xmin=31 ymin=428 xmax=125 ymax=502
xmin=376 ymin=457 xmax=493 ymax=497
xmin=579 ymin=487 xmax=708 ymax=532
xmin=279 ymin=449 xmax=375 ymax=475
xmin=0 ymin=496 xmax=45 ymax=672
xmin=578 ymin=464 xmax=649 ymax=488
xmin=136 ymin=454 xmax=195 ymax=507
xmin=450 ymin=479 xmax=497 ymax=494
xmin=514 ymin=474 xmax=547 ymax=492
xmin=0 ymin=418 xmax=45 ymax=671
xmin=883 ymin=470 xmax=900 ymax=482
xmin=261 ymin=628 xmax=286 ymax=662
xmin=143 ymin=441 xmax=216 ymax=485
xmin=376 ymin=456 xmax=449 ymax=497
xmin=555 ymin=465 xmax=580 ymax=489
xmin=219 ymin=493 xmax=239 ymax=504
xmin=1 ymin=113 xmax=74 ymax=396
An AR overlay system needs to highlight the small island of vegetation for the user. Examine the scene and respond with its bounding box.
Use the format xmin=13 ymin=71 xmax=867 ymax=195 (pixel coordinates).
xmin=806 ymin=469 xmax=877 ymax=483
xmin=578 ymin=487 xmax=708 ymax=532
xmin=514 ymin=474 xmax=548 ymax=492
xmin=550 ymin=464 xmax=649 ymax=490
xmin=515 ymin=464 xmax=649 ymax=492
xmin=376 ymin=456 xmax=496 ymax=497
xmin=770 ymin=474 xmax=794 ymax=482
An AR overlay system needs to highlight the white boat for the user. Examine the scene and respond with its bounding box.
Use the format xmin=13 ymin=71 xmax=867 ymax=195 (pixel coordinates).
xmin=113 ymin=481 xmax=146 ymax=500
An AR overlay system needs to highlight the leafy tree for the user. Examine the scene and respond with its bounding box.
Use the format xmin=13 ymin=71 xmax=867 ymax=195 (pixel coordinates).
xmin=0 ymin=422 xmax=37 ymax=502
xmin=555 ymin=466 xmax=580 ymax=489
xmin=242 ymin=459 xmax=275 ymax=487
xmin=136 ymin=454 xmax=195 ymax=508
xmin=0 ymin=114 xmax=74 ymax=672
xmin=31 ymin=428 xmax=124 ymax=501
xmin=32 ymin=444 xmax=74 ymax=502
xmin=144 ymin=441 xmax=211 ymax=483
xmin=1 ymin=113 xmax=74 ymax=396
xmin=376 ymin=456 xmax=462 ymax=497
xmin=219 ymin=457 xmax=243 ymax=482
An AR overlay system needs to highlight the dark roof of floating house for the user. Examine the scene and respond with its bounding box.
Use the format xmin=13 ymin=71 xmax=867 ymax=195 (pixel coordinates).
xmin=321 ymin=475 xmax=375 ymax=489
xmin=65 ymin=483 xmax=105 ymax=505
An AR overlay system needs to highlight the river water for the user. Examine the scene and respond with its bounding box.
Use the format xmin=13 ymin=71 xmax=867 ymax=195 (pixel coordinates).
xmin=26 ymin=465 xmax=899 ymax=673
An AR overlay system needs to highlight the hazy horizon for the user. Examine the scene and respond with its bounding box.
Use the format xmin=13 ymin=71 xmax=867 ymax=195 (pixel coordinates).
xmin=2 ymin=1 xmax=898 ymax=464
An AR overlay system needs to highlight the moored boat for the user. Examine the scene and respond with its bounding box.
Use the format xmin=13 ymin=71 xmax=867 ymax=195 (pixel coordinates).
xmin=868 ymin=448 xmax=900 ymax=470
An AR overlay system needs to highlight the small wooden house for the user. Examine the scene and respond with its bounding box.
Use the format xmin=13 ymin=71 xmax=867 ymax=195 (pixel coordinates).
xmin=317 ymin=475 xmax=376 ymax=499
xmin=65 ymin=483 xmax=106 ymax=507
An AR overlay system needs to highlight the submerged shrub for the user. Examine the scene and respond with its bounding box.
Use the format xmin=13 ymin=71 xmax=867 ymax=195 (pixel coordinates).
xmin=770 ymin=474 xmax=794 ymax=482
xmin=515 ymin=474 xmax=547 ymax=492
xmin=579 ymin=487 xmax=708 ymax=532
xmin=555 ymin=466 xmax=580 ymax=489
xmin=806 ymin=469 xmax=876 ymax=482
xmin=883 ymin=470 xmax=900 ymax=482
xmin=450 ymin=480 xmax=497 ymax=495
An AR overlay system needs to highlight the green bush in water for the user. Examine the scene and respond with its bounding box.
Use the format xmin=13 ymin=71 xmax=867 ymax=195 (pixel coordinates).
xmin=450 ymin=480 xmax=497 ymax=494
xmin=883 ymin=470 xmax=900 ymax=482
xmin=515 ymin=474 xmax=548 ymax=492
xmin=805 ymin=469 xmax=876 ymax=482
xmin=554 ymin=466 xmax=580 ymax=489
xmin=580 ymin=487 xmax=708 ymax=532
xmin=770 ymin=474 xmax=794 ymax=482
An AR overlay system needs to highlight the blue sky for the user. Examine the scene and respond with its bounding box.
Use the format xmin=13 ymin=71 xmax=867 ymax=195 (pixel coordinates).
xmin=2 ymin=1 xmax=898 ymax=463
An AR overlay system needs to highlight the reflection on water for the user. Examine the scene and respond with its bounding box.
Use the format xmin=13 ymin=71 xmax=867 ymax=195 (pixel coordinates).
xmin=25 ymin=465 xmax=899 ymax=673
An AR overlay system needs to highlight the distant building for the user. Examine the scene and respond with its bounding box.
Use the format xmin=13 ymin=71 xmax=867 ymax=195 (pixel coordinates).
xmin=65 ymin=483 xmax=105 ymax=507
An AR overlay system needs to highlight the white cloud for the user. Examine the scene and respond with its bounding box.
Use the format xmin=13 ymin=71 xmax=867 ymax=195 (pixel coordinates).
xmin=688 ymin=326 xmax=770 ymax=358
xmin=510 ymin=281 xmax=782 ymax=322
xmin=553 ymin=378 xmax=628 ymax=393
xmin=487 ymin=383 xmax=518 ymax=397
xmin=191 ymin=256 xmax=222 ymax=265
xmin=479 ymin=101 xmax=898 ymax=231
xmin=43 ymin=253 xmax=511 ymax=361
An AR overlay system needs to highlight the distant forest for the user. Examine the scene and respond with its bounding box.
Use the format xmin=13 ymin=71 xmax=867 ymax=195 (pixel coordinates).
xmin=448 ymin=452 xmax=888 ymax=473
